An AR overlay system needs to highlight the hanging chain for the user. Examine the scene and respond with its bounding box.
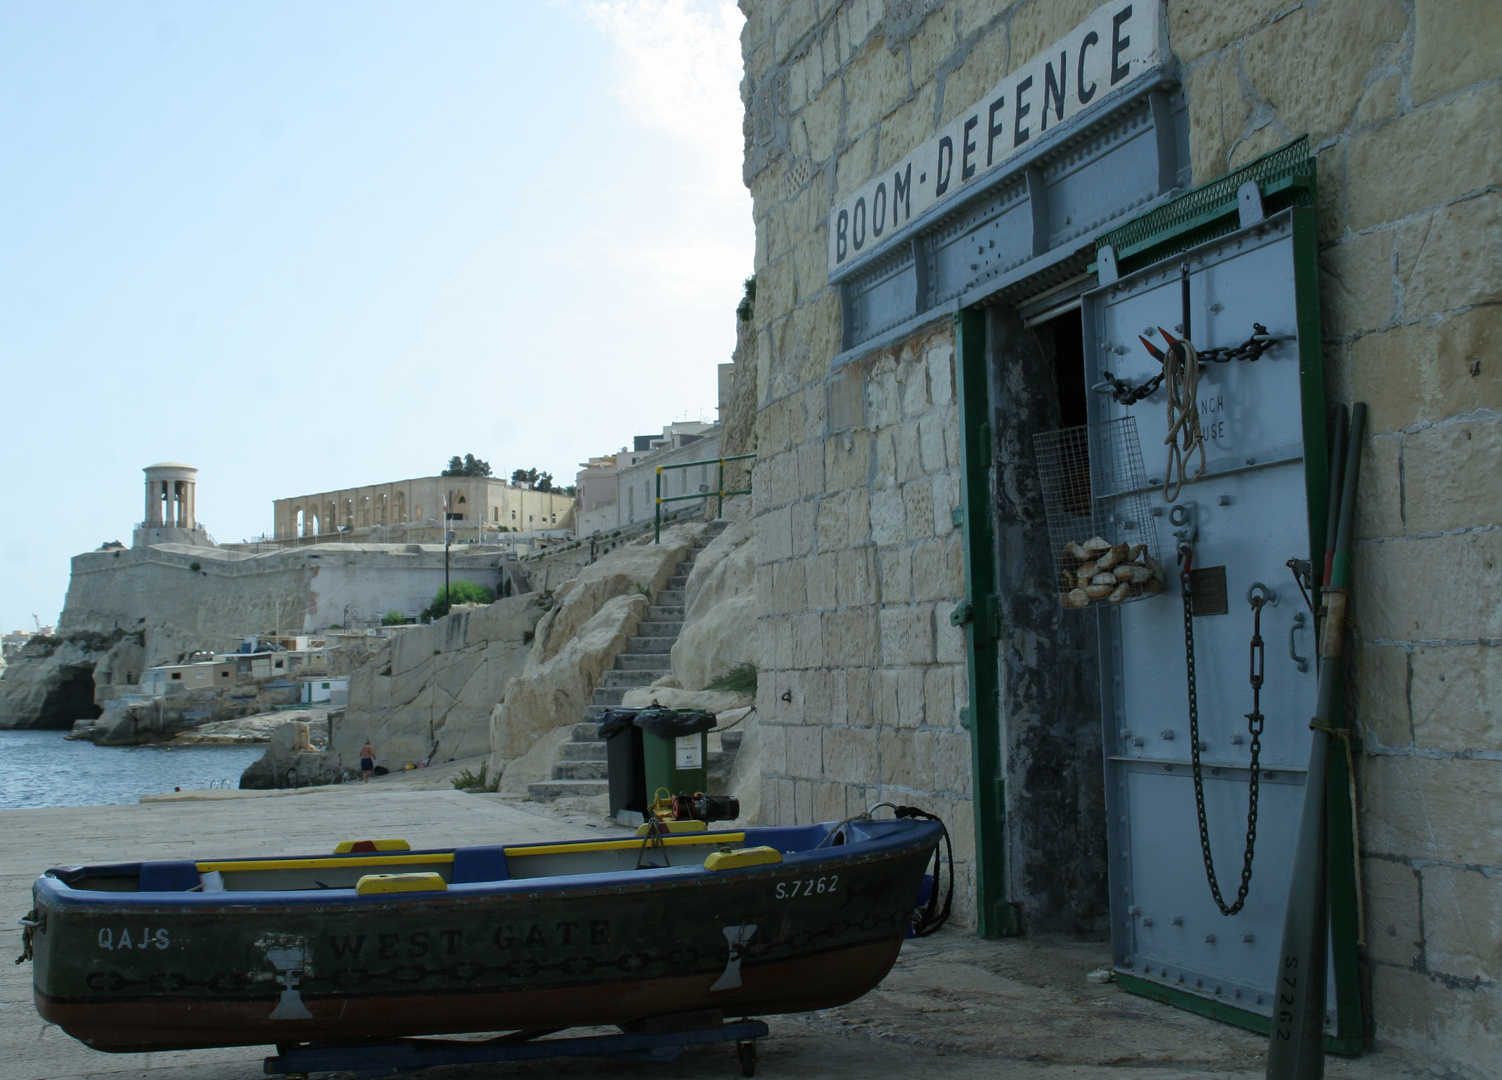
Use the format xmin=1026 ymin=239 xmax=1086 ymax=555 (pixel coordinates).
xmin=1182 ymin=552 xmax=1264 ymax=917
xmin=1096 ymin=324 xmax=1285 ymax=406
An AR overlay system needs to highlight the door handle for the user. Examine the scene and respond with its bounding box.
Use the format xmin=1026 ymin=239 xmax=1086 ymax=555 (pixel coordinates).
xmin=1289 ymin=611 xmax=1308 ymax=673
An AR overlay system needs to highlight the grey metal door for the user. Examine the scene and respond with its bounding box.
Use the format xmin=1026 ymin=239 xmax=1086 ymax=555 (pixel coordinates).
xmin=1077 ymin=203 xmax=1355 ymax=1040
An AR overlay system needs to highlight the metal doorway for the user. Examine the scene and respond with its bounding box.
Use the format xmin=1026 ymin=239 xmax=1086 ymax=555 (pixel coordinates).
xmin=1062 ymin=152 xmax=1360 ymax=1048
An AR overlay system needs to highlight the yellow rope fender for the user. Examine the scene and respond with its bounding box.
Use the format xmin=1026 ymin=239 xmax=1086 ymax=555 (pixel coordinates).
xmin=1163 ymin=339 xmax=1206 ymax=502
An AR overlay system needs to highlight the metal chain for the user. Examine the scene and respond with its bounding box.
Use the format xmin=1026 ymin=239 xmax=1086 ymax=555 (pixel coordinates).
xmin=1182 ymin=559 xmax=1263 ymax=916
xmin=1096 ymin=324 xmax=1283 ymax=406
xmin=1097 ymin=369 xmax=1164 ymax=405
xmin=1195 ymin=323 xmax=1280 ymax=364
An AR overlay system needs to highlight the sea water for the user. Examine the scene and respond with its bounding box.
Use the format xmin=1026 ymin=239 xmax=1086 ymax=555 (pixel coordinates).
xmin=0 ymin=729 xmax=265 ymax=809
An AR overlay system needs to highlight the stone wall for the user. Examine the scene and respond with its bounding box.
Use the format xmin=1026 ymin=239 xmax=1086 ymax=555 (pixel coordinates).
xmin=741 ymin=0 xmax=1499 ymax=1069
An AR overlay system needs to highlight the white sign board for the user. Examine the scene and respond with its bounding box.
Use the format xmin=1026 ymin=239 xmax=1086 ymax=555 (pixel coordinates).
xmin=675 ymin=734 xmax=703 ymax=769
xmin=828 ymin=0 xmax=1166 ymax=271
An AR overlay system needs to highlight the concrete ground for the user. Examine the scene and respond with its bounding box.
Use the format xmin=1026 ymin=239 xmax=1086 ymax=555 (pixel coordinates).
xmin=1 ymin=770 xmax=1428 ymax=1080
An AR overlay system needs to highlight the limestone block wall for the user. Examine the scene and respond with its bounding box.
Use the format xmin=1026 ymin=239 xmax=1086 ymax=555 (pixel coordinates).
xmin=742 ymin=0 xmax=1499 ymax=1066
xmin=750 ymin=317 xmax=976 ymax=921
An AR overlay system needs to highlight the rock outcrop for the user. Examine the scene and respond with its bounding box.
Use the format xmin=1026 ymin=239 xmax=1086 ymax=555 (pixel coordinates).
xmin=240 ymin=719 xmax=332 ymax=789
xmin=325 ymin=594 xmax=545 ymax=777
xmin=488 ymin=523 xmax=706 ymax=774
xmin=0 ymin=631 xmax=136 ymax=730
xmin=670 ymin=502 xmax=759 ymax=692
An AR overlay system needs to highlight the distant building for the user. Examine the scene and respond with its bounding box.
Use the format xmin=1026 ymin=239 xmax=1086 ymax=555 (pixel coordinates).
xmin=575 ymin=422 xmax=724 ymax=537
xmin=272 ymin=475 xmax=574 ymax=542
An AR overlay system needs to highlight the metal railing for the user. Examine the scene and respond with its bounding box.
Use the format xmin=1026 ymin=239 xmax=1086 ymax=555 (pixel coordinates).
xmin=654 ymin=454 xmax=756 ymax=542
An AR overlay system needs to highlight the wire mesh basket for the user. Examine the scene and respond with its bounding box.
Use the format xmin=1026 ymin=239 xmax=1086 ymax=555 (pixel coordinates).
xmin=1032 ymin=416 xmax=1165 ymax=610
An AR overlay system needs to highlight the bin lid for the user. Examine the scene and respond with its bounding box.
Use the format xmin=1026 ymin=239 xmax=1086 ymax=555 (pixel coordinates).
xmin=633 ymin=707 xmax=716 ymax=738
xmin=595 ymin=707 xmax=642 ymax=739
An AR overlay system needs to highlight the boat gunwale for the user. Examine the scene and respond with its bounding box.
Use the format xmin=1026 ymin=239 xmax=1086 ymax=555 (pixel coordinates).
xmin=31 ymin=820 xmax=942 ymax=911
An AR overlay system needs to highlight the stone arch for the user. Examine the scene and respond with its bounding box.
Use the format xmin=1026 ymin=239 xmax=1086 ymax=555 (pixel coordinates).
xmin=396 ymin=492 xmax=406 ymax=522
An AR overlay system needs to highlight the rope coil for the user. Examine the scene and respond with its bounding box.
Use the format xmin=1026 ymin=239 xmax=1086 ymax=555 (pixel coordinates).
xmin=1163 ymin=340 xmax=1206 ymax=502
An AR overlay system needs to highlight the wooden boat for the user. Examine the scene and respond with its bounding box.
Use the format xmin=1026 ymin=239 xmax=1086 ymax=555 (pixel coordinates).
xmin=24 ymin=816 xmax=943 ymax=1052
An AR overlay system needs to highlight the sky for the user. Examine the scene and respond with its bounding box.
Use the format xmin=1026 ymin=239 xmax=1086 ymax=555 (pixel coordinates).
xmin=0 ymin=0 xmax=752 ymax=631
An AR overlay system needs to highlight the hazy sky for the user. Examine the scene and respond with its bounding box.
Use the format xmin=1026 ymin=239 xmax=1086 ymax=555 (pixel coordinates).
xmin=0 ymin=0 xmax=751 ymax=630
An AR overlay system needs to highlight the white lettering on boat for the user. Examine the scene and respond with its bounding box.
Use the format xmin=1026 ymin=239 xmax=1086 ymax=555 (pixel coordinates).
xmin=774 ymin=874 xmax=838 ymax=900
xmin=710 ymin=924 xmax=758 ymax=992
xmin=97 ymin=927 xmax=170 ymax=950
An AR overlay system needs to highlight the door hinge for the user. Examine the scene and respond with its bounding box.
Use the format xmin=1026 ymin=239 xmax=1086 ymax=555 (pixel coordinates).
xmin=951 ymin=596 xmax=1000 ymax=642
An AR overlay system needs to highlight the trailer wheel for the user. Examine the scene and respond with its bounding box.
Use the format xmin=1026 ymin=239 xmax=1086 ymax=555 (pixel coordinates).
xmin=737 ymin=1039 xmax=757 ymax=1077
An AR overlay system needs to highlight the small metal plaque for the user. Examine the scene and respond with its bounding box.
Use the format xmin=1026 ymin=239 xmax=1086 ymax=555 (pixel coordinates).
xmin=1188 ymin=566 xmax=1229 ymax=616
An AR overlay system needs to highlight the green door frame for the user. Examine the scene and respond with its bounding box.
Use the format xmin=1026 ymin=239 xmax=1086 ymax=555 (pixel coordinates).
xmin=952 ymin=308 xmax=1018 ymax=939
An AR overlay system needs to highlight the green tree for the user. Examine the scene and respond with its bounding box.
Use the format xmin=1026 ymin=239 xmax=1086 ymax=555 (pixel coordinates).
xmin=442 ymin=454 xmax=492 ymax=477
xmin=535 ymin=471 xmax=554 ymax=492
xmin=381 ymin=611 xmax=406 ymax=626
xmin=423 ymin=580 xmax=497 ymax=619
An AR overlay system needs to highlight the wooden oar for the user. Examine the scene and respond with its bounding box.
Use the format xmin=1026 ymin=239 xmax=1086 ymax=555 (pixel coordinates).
xmin=1266 ymin=403 xmax=1365 ymax=1079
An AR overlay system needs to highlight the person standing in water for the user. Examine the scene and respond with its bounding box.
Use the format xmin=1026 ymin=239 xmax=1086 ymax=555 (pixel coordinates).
xmin=359 ymin=739 xmax=375 ymax=782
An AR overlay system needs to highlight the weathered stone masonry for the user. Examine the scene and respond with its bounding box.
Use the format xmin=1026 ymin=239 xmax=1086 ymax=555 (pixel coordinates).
xmin=742 ymin=0 xmax=1499 ymax=1071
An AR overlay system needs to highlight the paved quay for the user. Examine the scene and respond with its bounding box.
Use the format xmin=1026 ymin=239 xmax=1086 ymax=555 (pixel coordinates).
xmin=1 ymin=773 xmax=1426 ymax=1080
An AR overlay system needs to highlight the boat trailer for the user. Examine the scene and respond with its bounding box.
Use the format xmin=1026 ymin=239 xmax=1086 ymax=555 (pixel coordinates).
xmin=264 ymin=1011 xmax=770 ymax=1077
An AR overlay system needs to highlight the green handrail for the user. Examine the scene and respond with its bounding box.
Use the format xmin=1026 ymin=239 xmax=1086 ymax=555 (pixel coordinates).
xmin=654 ymin=453 xmax=756 ymax=542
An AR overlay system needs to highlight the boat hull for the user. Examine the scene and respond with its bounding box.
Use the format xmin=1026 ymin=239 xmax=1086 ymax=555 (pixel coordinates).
xmin=30 ymin=822 xmax=936 ymax=1051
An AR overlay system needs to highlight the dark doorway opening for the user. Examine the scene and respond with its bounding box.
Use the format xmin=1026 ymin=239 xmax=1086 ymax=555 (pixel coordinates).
xmin=985 ymin=304 xmax=1109 ymax=937
xmin=37 ymin=665 xmax=102 ymax=729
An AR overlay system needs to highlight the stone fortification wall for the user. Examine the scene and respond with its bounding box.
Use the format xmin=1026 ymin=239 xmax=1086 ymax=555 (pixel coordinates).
xmin=742 ymin=0 xmax=1499 ymax=1068
xmin=0 ymin=537 xmax=511 ymax=729
xmin=62 ymin=545 xmax=315 ymax=666
xmin=61 ymin=541 xmax=512 ymax=663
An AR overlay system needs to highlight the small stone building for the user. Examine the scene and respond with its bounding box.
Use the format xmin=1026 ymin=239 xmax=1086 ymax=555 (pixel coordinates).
xmin=740 ymin=0 xmax=1496 ymax=1071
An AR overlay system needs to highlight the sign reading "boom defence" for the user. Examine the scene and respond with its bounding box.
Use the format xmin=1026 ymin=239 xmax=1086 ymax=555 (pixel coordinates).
xmin=827 ymin=1 xmax=1165 ymax=271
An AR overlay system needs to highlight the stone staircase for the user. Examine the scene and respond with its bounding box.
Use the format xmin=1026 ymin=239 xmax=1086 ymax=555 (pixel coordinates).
xmin=529 ymin=520 xmax=729 ymax=803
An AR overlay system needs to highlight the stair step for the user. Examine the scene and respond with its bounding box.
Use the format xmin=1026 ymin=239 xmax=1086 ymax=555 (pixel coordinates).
xmin=592 ymin=687 xmax=627 ymax=706
xmin=720 ymin=730 xmax=744 ymax=752
xmin=656 ymin=589 xmax=685 ymax=605
xmin=560 ymin=740 xmax=607 ymax=759
xmin=625 ymin=636 xmax=678 ymax=654
xmin=635 ymin=621 xmax=683 ymax=637
xmin=616 ymin=653 xmax=671 ymax=670
xmin=601 ymin=669 xmax=668 ymax=688
xmin=571 ymin=721 xmax=603 ymax=740
xmin=668 ymin=576 xmax=689 ymax=588
xmin=648 ymin=605 xmax=685 ymax=619
xmin=529 ymin=779 xmax=609 ymax=801
xmin=552 ymin=760 xmax=608 ymax=780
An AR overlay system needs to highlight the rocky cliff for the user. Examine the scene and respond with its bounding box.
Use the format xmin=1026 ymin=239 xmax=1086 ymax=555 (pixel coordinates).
xmin=488 ymin=522 xmax=707 ymax=778
xmin=0 ymin=630 xmax=139 ymax=730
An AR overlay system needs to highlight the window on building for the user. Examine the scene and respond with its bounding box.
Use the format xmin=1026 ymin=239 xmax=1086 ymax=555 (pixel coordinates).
xmin=171 ymin=672 xmax=182 ymax=680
